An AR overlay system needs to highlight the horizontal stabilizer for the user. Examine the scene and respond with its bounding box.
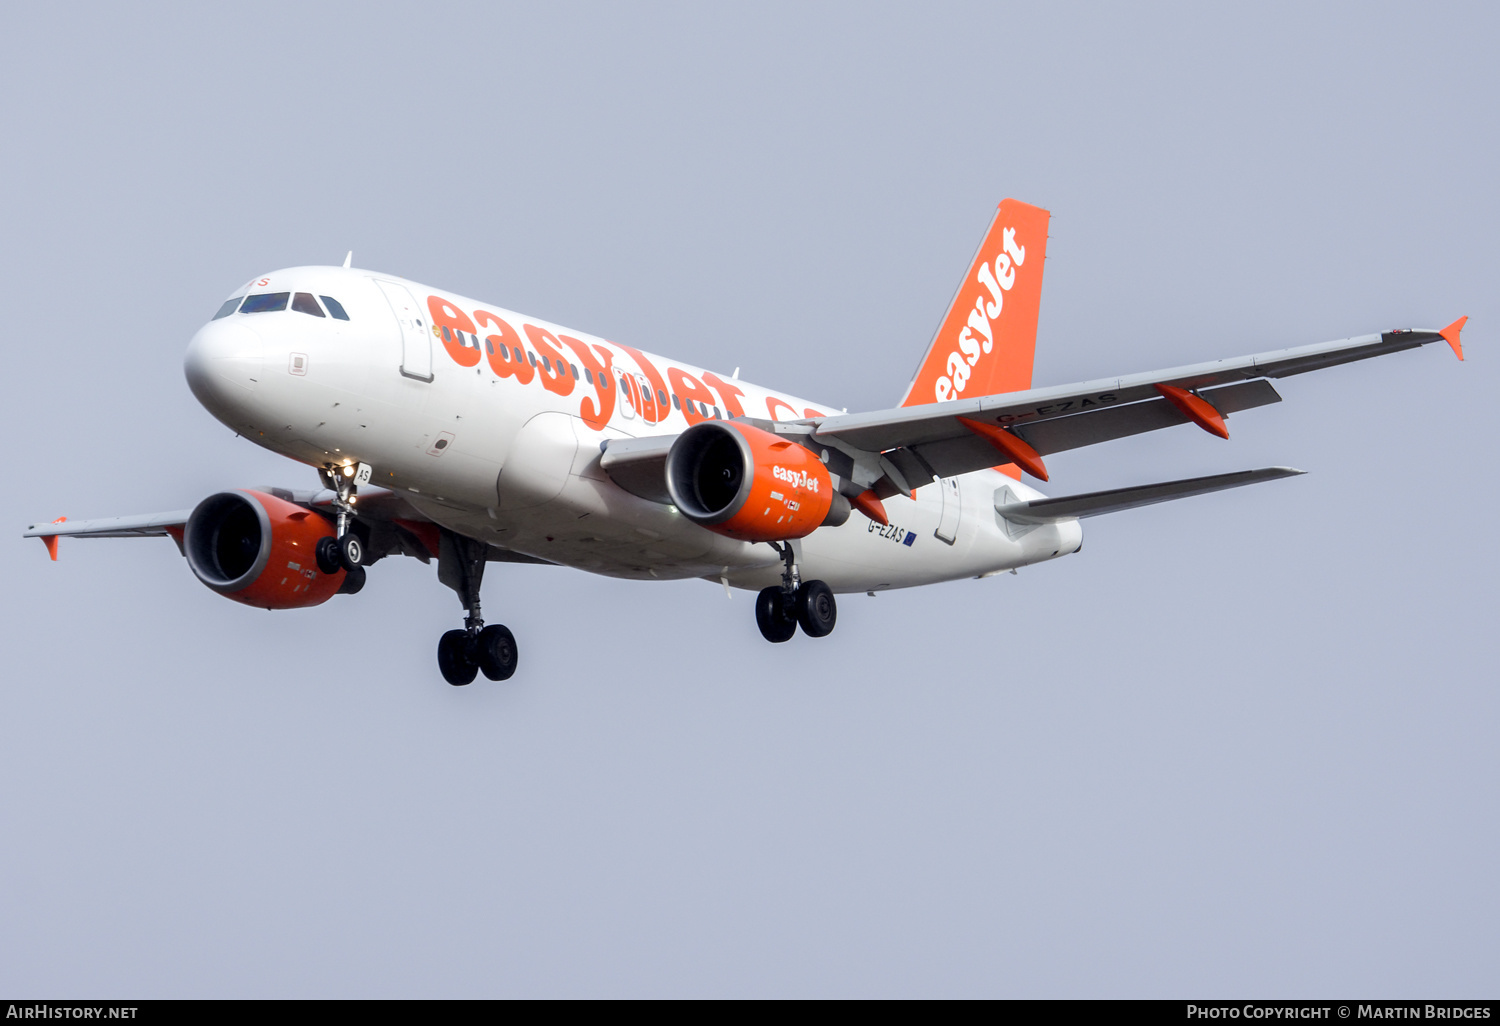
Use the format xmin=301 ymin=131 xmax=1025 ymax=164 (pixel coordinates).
xmin=995 ymin=467 xmax=1304 ymax=524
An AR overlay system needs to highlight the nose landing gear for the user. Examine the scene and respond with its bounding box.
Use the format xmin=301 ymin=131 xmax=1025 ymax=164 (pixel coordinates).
xmin=755 ymin=541 xmax=837 ymax=643
xmin=315 ymin=463 xmax=368 ymax=591
xmin=435 ymin=530 xmax=520 ymax=686
xmin=315 ymin=533 xmax=363 ymax=574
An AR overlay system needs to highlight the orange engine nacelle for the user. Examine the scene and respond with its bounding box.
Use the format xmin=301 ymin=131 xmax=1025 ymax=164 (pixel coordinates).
xmin=183 ymin=489 xmax=345 ymax=609
xmin=665 ymin=421 xmax=847 ymax=542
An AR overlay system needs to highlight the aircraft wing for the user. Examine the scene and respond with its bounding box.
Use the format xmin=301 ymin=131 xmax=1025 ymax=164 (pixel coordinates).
xmin=19 ymin=484 xmax=436 ymax=542
xmin=23 ymin=510 xmax=191 ymax=561
xmin=23 ymin=510 xmax=191 ymax=540
xmin=807 ymin=321 xmax=1465 ymax=495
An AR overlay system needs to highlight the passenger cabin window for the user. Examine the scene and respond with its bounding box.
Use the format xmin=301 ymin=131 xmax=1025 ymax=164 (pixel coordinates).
xmin=240 ymin=292 xmax=290 ymax=314
xmin=319 ymin=296 xmax=349 ymax=320
xmin=213 ymin=297 xmax=243 ymax=320
xmin=292 ymin=292 xmax=325 ymax=317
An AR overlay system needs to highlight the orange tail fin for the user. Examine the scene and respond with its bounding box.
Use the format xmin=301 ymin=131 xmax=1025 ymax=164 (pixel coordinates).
xmin=899 ymin=198 xmax=1051 ymax=410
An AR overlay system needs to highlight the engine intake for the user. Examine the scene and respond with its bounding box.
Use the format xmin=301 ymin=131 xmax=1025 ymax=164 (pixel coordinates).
xmin=666 ymin=421 xmax=845 ymax=542
xmin=184 ymin=489 xmax=344 ymax=609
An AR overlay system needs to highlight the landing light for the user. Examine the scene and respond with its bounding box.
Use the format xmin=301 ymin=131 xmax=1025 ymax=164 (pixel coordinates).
xmin=343 ymin=465 xmax=355 ymax=477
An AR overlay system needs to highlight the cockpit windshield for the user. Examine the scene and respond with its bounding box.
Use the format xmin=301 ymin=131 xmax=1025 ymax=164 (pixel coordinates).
xmin=214 ymin=289 xmax=352 ymax=321
xmin=240 ymin=292 xmax=290 ymax=314
xmin=291 ymin=292 xmax=325 ymax=317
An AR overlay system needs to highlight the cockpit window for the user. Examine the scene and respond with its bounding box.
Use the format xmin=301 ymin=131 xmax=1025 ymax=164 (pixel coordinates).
xmin=292 ymin=292 xmax=325 ymax=317
xmin=240 ymin=292 xmax=290 ymax=314
xmin=213 ymin=297 xmax=243 ymax=320
xmin=320 ymin=296 xmax=350 ymax=320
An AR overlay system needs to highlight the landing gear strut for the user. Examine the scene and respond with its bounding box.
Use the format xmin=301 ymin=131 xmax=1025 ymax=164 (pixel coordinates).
xmin=755 ymin=541 xmax=837 ymax=643
xmin=435 ymin=529 xmax=519 ymax=685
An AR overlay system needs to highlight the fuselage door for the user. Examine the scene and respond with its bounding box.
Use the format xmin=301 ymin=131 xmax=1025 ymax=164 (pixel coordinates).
xmin=614 ymin=368 xmax=636 ymax=420
xmin=375 ymin=279 xmax=433 ymax=382
xmin=633 ymin=373 xmax=661 ymax=422
xmin=934 ymin=476 xmax=962 ymax=544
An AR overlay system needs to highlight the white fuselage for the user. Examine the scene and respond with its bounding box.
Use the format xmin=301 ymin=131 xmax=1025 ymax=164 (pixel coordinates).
xmin=183 ymin=266 xmax=1082 ymax=593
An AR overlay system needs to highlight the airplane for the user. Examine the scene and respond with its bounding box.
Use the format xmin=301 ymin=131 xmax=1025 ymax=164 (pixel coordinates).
xmin=24 ymin=199 xmax=1467 ymax=685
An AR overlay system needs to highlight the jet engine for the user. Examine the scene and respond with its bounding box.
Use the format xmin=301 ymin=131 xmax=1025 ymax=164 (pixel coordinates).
xmin=665 ymin=421 xmax=848 ymax=542
xmin=183 ymin=489 xmax=345 ymax=609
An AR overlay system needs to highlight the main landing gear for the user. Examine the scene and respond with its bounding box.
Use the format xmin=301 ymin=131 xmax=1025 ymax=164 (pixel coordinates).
xmin=435 ymin=530 xmax=519 ymax=686
xmin=438 ymin=624 xmax=517 ymax=687
xmin=755 ymin=541 xmax=837 ymax=643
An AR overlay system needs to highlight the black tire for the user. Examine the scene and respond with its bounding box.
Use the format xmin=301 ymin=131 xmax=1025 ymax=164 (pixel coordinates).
xmin=795 ymin=580 xmax=837 ymax=638
xmin=437 ymin=629 xmax=478 ymax=686
xmin=337 ymin=565 xmax=366 ymax=595
xmin=338 ymin=533 xmax=364 ymax=572
xmin=755 ymin=586 xmax=798 ymax=643
xmin=315 ymin=536 xmax=342 ymax=575
xmin=475 ymin=624 xmax=519 ymax=681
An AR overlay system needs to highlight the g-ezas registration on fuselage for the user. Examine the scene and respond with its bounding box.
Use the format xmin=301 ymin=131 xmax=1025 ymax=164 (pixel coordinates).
xmin=26 ymin=200 xmax=1467 ymax=685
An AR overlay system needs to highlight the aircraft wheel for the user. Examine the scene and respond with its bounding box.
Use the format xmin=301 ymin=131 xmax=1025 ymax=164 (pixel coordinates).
xmin=337 ymin=565 xmax=366 ymax=595
xmin=755 ymin=586 xmax=798 ymax=643
xmin=795 ymin=580 xmax=837 ymax=638
xmin=476 ymin=624 xmax=519 ymax=681
xmin=315 ymin=536 xmax=342 ymax=575
xmin=438 ymin=629 xmax=478 ymax=686
xmin=337 ymin=533 xmax=364 ymax=572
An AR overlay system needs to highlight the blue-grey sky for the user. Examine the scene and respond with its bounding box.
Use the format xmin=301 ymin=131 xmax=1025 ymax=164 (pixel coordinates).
xmin=2 ymin=1 xmax=1496 ymax=997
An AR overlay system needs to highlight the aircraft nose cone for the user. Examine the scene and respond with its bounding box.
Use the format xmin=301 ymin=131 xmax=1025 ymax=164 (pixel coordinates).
xmin=185 ymin=319 xmax=264 ymax=418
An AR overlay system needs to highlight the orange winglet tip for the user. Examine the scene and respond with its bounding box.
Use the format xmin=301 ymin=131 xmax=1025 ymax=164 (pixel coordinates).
xmin=1439 ymin=316 xmax=1467 ymax=361
xmin=1155 ymin=384 xmax=1229 ymax=439
xmin=850 ymin=489 xmax=889 ymax=526
xmin=957 ymin=416 xmax=1049 ymax=481
xmin=41 ymin=516 xmax=66 ymax=561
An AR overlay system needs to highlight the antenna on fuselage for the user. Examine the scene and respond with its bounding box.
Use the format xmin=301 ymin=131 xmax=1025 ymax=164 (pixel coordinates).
xmin=342 ymin=251 xmax=352 ymax=268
